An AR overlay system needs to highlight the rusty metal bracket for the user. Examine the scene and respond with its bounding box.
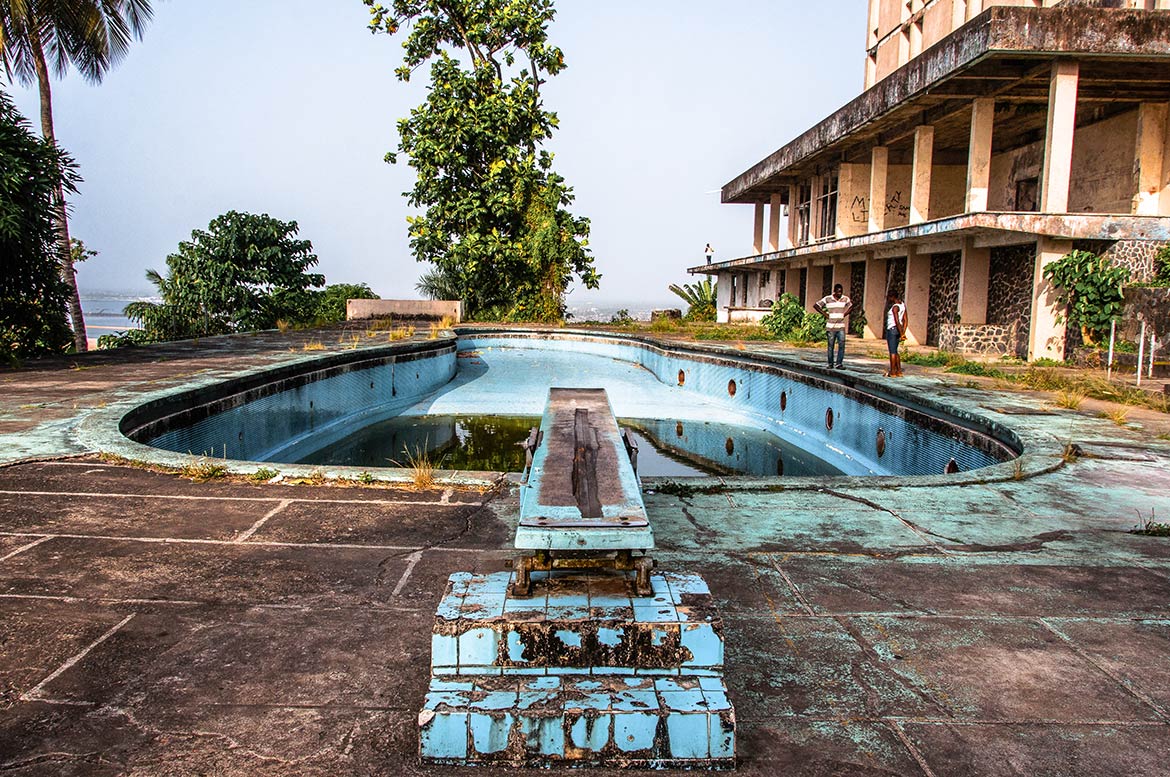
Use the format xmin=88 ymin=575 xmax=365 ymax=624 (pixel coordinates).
xmin=509 ymin=550 xmax=656 ymax=598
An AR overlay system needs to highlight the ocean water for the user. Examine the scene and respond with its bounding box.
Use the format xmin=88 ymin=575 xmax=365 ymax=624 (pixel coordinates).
xmin=80 ymin=294 xmax=153 ymax=334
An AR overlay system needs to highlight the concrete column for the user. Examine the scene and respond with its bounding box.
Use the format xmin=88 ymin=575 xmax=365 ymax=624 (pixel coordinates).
xmin=715 ymin=272 xmax=732 ymax=324
xmin=768 ymin=193 xmax=783 ymax=251
xmin=832 ymin=261 xmax=852 ymax=300
xmin=869 ymin=146 xmax=889 ymax=232
xmin=910 ymin=125 xmax=934 ymax=224
xmin=862 ymin=254 xmax=887 ymax=339
xmin=787 ymin=184 xmax=800 ymax=245
xmin=1040 ymin=60 xmax=1080 ymax=213
xmin=1028 ymin=237 xmax=1069 ymax=361
xmin=1134 ymin=102 xmax=1168 ymax=216
xmin=784 ymin=266 xmax=802 ymax=303
xmin=904 ymin=249 xmax=931 ymax=345
xmin=957 ymin=237 xmax=990 ymax=325
xmin=753 ymin=202 xmax=766 ymax=254
xmin=804 ymin=264 xmax=821 ymax=313
xmin=966 ymin=98 xmax=995 ymax=213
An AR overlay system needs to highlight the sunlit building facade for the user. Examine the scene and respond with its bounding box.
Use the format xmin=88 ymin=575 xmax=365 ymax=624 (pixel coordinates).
xmin=696 ymin=0 xmax=1170 ymax=360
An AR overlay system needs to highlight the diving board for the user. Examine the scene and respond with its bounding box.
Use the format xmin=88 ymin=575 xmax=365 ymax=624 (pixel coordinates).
xmin=511 ymin=388 xmax=654 ymax=596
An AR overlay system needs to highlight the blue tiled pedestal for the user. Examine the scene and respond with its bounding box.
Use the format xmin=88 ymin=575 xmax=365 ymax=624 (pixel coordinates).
xmin=419 ymin=571 xmax=736 ymax=768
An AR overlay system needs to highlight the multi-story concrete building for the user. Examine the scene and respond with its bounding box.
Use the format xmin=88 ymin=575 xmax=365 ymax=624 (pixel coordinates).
xmin=695 ymin=0 xmax=1170 ymax=360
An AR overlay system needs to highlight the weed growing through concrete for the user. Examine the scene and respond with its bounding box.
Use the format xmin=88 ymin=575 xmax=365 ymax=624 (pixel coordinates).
xmin=302 ymin=340 xmax=325 ymax=351
xmin=249 ymin=468 xmax=279 ymax=482
xmin=356 ymin=471 xmax=376 ymax=484
xmin=1011 ymin=459 xmax=1025 ymax=480
xmin=1054 ymin=390 xmax=1085 ymax=410
xmin=1061 ymin=443 xmax=1082 ymax=463
xmin=651 ymin=481 xmax=727 ymax=498
xmin=388 ymin=326 xmax=415 ymax=342
xmin=181 ymin=460 xmax=228 ymax=482
xmin=438 ymin=314 xmax=456 ymax=329
xmin=1131 ymin=509 xmax=1170 ymax=537
xmin=395 ymin=442 xmax=437 ymax=490
xmin=1100 ymin=407 xmax=1130 ymax=426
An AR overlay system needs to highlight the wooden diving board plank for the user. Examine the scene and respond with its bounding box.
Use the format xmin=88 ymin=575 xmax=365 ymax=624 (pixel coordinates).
xmin=516 ymin=388 xmax=653 ymax=552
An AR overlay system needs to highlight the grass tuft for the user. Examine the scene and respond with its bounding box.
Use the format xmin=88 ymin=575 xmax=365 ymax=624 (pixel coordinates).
xmin=1099 ymin=407 xmax=1130 ymax=426
xmin=1053 ymin=389 xmax=1085 ymax=410
xmin=249 ymin=467 xmax=279 ymax=482
xmin=302 ymin=340 xmax=325 ymax=351
xmin=181 ymin=459 xmax=227 ymax=482
xmin=395 ymin=442 xmax=437 ymax=490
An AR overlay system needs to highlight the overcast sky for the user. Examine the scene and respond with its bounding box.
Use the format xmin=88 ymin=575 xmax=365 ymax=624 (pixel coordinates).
xmin=8 ymin=0 xmax=867 ymax=307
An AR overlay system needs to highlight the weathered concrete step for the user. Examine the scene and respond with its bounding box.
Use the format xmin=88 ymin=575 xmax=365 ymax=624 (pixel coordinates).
xmin=419 ymin=674 xmax=735 ymax=767
xmin=432 ymin=571 xmax=723 ymax=675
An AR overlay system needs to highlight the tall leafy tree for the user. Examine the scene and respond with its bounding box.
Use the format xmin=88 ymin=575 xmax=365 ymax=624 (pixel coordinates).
xmin=126 ymin=211 xmax=324 ymax=342
xmin=0 ymin=90 xmax=77 ymax=361
xmin=366 ymin=0 xmax=599 ymax=321
xmin=1 ymin=0 xmax=157 ymax=351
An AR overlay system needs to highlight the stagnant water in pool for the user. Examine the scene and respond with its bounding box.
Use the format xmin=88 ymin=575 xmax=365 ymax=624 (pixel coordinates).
xmin=297 ymin=414 xmax=841 ymax=477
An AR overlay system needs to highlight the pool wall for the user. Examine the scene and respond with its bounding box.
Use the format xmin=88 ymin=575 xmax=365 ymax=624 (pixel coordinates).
xmin=459 ymin=331 xmax=1017 ymax=476
xmin=121 ymin=340 xmax=457 ymax=463
xmin=123 ymin=329 xmax=1020 ymax=478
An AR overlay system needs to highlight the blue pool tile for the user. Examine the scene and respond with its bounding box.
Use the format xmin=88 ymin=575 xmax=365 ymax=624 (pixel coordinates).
xmin=469 ymin=712 xmax=514 ymax=754
xmin=522 ymin=676 xmax=562 ymax=691
xmin=505 ymin=631 xmax=527 ymax=663
xmin=659 ymin=688 xmax=707 ymax=713
xmin=458 ymin=627 xmax=500 ymax=667
xmin=698 ymin=677 xmax=725 ymax=692
xmin=420 ymin=710 xmax=468 ymax=760
xmin=611 ymin=690 xmax=657 ymax=712
xmin=568 ymin=713 xmax=613 ymax=752
xmin=470 ymin=690 xmax=519 ymax=711
xmin=431 ymin=633 xmax=457 ymax=669
xmin=597 ymin=626 xmax=624 ymax=647
xmin=654 ymin=678 xmax=699 ymax=694
xmin=666 ymin=712 xmax=709 ymax=758
xmin=424 ymin=690 xmax=470 ymax=710
xmin=519 ymin=714 xmax=564 ymax=756
xmin=710 ymin=712 xmax=736 ymax=759
xmin=545 ymin=606 xmax=590 ymax=621
xmin=430 ymin=679 xmax=475 ymax=692
xmin=702 ymin=690 xmax=733 ymax=712
xmin=591 ymin=666 xmax=635 ymax=676
xmin=680 ymin=623 xmax=723 ymax=667
xmin=613 ymin=712 xmax=658 ymax=753
xmin=632 ymin=604 xmax=678 ymax=623
xmin=553 ymin=628 xmax=583 ymax=649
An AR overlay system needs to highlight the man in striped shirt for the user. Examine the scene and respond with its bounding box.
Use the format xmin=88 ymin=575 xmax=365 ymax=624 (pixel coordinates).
xmin=814 ymin=284 xmax=853 ymax=369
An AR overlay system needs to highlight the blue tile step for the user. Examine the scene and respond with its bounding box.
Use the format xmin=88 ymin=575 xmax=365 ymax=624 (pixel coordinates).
xmin=431 ymin=571 xmax=724 ymax=676
xmin=419 ymin=675 xmax=735 ymax=768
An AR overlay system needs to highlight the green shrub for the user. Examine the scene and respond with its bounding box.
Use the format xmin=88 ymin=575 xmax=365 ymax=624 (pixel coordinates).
xmin=759 ymin=293 xmax=804 ymax=339
xmin=1041 ymin=249 xmax=1129 ymax=343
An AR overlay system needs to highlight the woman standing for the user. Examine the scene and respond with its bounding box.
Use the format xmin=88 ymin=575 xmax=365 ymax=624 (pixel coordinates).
xmin=884 ymin=291 xmax=907 ymax=377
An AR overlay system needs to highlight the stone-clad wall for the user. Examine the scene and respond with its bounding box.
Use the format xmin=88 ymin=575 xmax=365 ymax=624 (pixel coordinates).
xmin=850 ymin=261 xmax=867 ymax=334
xmin=927 ymin=251 xmax=961 ymax=347
xmin=939 ymin=322 xmax=1019 ymax=356
xmin=1073 ymin=239 xmax=1169 ymax=283
xmin=988 ymin=244 xmax=1035 ymax=359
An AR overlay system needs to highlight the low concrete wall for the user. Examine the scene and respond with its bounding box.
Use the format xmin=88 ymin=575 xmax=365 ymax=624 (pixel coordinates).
xmin=938 ymin=322 xmax=1018 ymax=357
xmin=347 ymin=299 xmax=463 ymax=322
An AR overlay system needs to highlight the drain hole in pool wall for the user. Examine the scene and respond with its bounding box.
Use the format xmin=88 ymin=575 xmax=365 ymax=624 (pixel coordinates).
xmin=728 ymin=379 xmax=737 ymax=397
xmin=876 ymin=428 xmax=886 ymax=458
xmin=675 ymin=422 xmax=684 ymax=438
xmin=825 ymin=408 xmax=834 ymax=431
xmin=945 ymin=458 xmax=960 ymax=474
xmin=780 ymin=391 xmax=787 ymax=412
xmin=776 ymin=455 xmax=784 ymax=475
xmin=678 ymin=369 xmax=686 ymax=386
xmin=725 ymin=437 xmax=735 ymax=456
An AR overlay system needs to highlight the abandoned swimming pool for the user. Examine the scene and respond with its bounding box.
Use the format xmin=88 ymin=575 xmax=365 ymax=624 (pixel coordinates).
xmin=119 ymin=329 xmax=1020 ymax=478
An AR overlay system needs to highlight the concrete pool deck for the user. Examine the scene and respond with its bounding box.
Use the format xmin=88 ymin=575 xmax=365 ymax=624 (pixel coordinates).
xmin=2 ymin=327 xmax=1170 ymax=775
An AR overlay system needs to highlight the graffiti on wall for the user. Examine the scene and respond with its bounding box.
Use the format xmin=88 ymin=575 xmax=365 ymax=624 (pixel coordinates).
xmin=848 ymin=191 xmax=911 ymax=226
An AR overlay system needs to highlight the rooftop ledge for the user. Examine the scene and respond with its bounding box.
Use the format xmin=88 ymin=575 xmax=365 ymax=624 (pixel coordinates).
xmin=688 ymin=213 xmax=1170 ymax=274
xmin=722 ymin=5 xmax=1170 ymax=204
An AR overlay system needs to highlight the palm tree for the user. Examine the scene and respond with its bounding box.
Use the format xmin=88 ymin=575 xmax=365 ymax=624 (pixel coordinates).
xmin=1 ymin=0 xmax=156 ymax=351
xmin=668 ymin=278 xmax=718 ymax=320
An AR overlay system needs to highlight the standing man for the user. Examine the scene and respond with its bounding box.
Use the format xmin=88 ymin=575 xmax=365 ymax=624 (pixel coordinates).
xmin=884 ymin=290 xmax=907 ymax=377
xmin=814 ymin=283 xmax=853 ymax=369
xmin=704 ymin=243 xmax=714 ymax=264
